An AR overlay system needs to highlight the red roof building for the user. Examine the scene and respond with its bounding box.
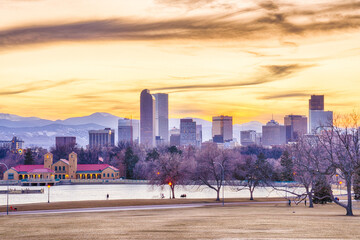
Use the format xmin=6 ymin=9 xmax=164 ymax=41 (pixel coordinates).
xmin=3 ymin=152 xmax=121 ymax=181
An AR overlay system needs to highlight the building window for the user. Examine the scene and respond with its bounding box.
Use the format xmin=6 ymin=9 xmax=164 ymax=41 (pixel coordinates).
xmin=8 ymin=173 xmax=14 ymax=180
xmin=63 ymin=175 xmax=65 ymax=179
xmin=63 ymin=166 xmax=65 ymax=171
xmin=103 ymin=173 xmax=105 ymax=177
xmin=55 ymin=175 xmax=58 ymax=179
xmin=55 ymin=166 xmax=58 ymax=171
xmin=111 ymin=173 xmax=114 ymax=177
xmin=107 ymin=173 xmax=109 ymax=177
xmin=59 ymin=175 xmax=61 ymax=179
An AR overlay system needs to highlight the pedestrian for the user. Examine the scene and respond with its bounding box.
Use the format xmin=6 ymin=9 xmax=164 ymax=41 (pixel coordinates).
xmin=288 ymin=199 xmax=291 ymax=206
xmin=305 ymin=199 xmax=307 ymax=206
xmin=106 ymin=193 xmax=109 ymax=200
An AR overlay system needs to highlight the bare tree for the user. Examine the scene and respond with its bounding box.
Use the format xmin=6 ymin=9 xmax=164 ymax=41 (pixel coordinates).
xmin=193 ymin=143 xmax=231 ymax=201
xmin=288 ymin=137 xmax=328 ymax=208
xmin=232 ymin=152 xmax=273 ymax=200
xmin=317 ymin=113 xmax=360 ymax=216
xmin=143 ymin=152 xmax=189 ymax=199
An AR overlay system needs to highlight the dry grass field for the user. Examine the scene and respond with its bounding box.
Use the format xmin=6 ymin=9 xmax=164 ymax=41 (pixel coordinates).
xmin=0 ymin=201 xmax=360 ymax=240
xmin=0 ymin=197 xmax=284 ymax=212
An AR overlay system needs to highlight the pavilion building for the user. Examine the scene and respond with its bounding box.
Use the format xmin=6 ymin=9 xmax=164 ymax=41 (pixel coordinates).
xmin=3 ymin=152 xmax=120 ymax=181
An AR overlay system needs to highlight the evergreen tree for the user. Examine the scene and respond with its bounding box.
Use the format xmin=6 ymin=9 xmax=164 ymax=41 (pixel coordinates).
xmin=280 ymin=150 xmax=294 ymax=181
xmin=146 ymin=148 xmax=159 ymax=161
xmin=124 ymin=147 xmax=139 ymax=179
xmin=313 ymin=176 xmax=332 ymax=204
xmin=78 ymin=147 xmax=87 ymax=164
xmin=353 ymin=166 xmax=360 ymax=200
xmin=24 ymin=148 xmax=34 ymax=165
xmin=168 ymin=146 xmax=182 ymax=155
xmin=0 ymin=148 xmax=7 ymax=159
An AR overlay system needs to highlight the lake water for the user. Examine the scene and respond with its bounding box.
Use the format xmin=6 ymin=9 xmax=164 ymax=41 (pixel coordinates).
xmin=0 ymin=184 xmax=294 ymax=206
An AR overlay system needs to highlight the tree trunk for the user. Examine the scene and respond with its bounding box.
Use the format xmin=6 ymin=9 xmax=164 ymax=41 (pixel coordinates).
xmin=305 ymin=187 xmax=314 ymax=208
xmin=171 ymin=185 xmax=175 ymax=199
xmin=250 ymin=188 xmax=254 ymax=200
xmin=346 ymin=180 xmax=353 ymax=216
xmin=308 ymin=193 xmax=314 ymax=208
xmin=216 ymin=189 xmax=220 ymax=201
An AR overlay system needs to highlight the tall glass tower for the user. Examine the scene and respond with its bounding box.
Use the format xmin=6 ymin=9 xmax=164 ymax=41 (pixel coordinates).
xmin=140 ymin=89 xmax=155 ymax=147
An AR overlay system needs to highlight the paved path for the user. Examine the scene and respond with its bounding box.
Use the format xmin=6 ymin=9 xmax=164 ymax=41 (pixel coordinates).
xmin=0 ymin=201 xmax=287 ymax=216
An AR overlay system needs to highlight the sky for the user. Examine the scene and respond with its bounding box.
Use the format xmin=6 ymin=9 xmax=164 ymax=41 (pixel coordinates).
xmin=1 ymin=0 xmax=360 ymax=124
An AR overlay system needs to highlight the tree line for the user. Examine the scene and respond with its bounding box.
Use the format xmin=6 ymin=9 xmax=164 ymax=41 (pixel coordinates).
xmin=1 ymin=113 xmax=360 ymax=216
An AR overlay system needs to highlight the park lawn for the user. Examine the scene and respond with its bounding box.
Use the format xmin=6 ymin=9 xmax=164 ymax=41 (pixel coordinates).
xmin=0 ymin=203 xmax=359 ymax=239
xmin=0 ymin=197 xmax=285 ymax=212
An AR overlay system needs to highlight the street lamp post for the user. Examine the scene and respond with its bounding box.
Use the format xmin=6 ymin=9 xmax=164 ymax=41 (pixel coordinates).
xmin=215 ymin=162 xmax=224 ymax=206
xmin=339 ymin=181 xmax=343 ymax=196
xmin=47 ymin=185 xmax=50 ymax=203
xmin=0 ymin=163 xmax=9 ymax=215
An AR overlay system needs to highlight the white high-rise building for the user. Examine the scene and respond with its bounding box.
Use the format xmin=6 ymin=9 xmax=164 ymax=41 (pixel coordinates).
xmin=132 ymin=120 xmax=140 ymax=144
xmin=308 ymin=95 xmax=333 ymax=134
xmin=153 ymin=93 xmax=169 ymax=144
xmin=309 ymin=110 xmax=333 ymax=134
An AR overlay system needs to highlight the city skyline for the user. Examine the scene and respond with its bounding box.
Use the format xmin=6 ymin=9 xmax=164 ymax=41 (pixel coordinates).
xmin=1 ymin=0 xmax=360 ymax=124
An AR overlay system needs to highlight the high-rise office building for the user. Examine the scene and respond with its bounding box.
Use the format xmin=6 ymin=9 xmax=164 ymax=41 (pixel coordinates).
xmin=140 ymin=89 xmax=155 ymax=147
xmin=308 ymin=95 xmax=333 ymax=133
xmin=170 ymin=127 xmax=180 ymax=146
xmin=153 ymin=93 xmax=169 ymax=144
xmin=309 ymin=95 xmax=324 ymax=110
xmin=118 ymin=118 xmax=133 ymax=143
xmin=212 ymin=115 xmax=233 ymax=143
xmin=240 ymin=130 xmax=257 ymax=146
xmin=89 ymin=128 xmax=115 ymax=148
xmin=196 ymin=124 xmax=202 ymax=147
xmin=180 ymin=119 xmax=197 ymax=146
xmin=132 ymin=120 xmax=140 ymax=144
xmin=309 ymin=110 xmax=333 ymax=133
xmin=262 ymin=120 xmax=286 ymax=146
xmin=284 ymin=115 xmax=307 ymax=142
xmin=56 ymin=136 xmax=76 ymax=149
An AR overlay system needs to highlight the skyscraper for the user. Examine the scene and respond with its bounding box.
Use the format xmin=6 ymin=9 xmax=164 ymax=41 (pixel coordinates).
xmin=284 ymin=115 xmax=307 ymax=141
xmin=309 ymin=110 xmax=333 ymax=133
xmin=262 ymin=120 xmax=286 ymax=146
xmin=153 ymin=93 xmax=169 ymax=144
xmin=132 ymin=120 xmax=140 ymax=144
xmin=180 ymin=119 xmax=197 ymax=146
xmin=118 ymin=118 xmax=133 ymax=143
xmin=309 ymin=95 xmax=324 ymax=110
xmin=240 ymin=130 xmax=257 ymax=146
xmin=89 ymin=128 xmax=115 ymax=148
xmin=212 ymin=115 xmax=233 ymax=143
xmin=308 ymin=95 xmax=333 ymax=133
xmin=140 ymin=89 xmax=155 ymax=147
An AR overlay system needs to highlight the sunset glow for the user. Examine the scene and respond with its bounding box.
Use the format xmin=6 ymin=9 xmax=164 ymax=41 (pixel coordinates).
xmin=1 ymin=0 xmax=360 ymax=123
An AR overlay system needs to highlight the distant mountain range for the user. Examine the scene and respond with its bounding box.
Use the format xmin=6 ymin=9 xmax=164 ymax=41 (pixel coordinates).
xmin=0 ymin=112 xmax=262 ymax=149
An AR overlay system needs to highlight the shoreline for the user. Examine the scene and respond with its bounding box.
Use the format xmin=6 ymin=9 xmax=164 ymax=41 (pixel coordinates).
xmin=0 ymin=197 xmax=286 ymax=212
